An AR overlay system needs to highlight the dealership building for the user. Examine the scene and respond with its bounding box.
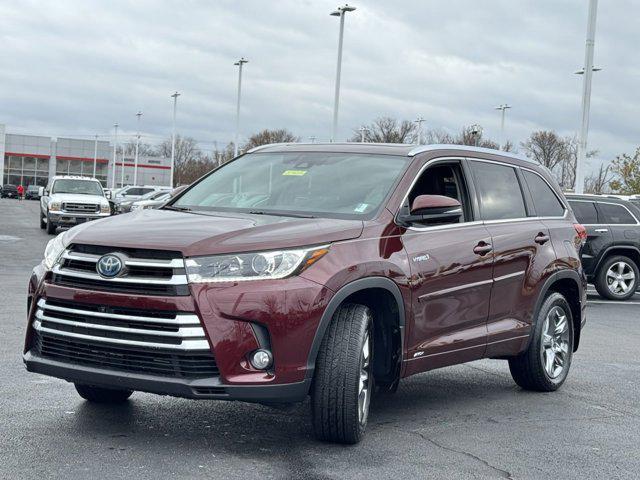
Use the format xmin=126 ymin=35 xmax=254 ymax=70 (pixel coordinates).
xmin=0 ymin=124 xmax=171 ymax=188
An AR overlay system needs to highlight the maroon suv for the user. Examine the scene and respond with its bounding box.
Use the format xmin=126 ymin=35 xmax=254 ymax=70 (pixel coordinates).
xmin=24 ymin=143 xmax=587 ymax=443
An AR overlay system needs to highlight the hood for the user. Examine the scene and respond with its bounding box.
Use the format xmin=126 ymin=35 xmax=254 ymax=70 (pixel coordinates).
xmin=50 ymin=193 xmax=108 ymax=205
xmin=66 ymin=209 xmax=364 ymax=257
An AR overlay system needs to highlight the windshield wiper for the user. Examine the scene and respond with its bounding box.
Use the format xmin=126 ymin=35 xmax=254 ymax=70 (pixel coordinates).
xmin=163 ymin=205 xmax=192 ymax=212
xmin=249 ymin=210 xmax=316 ymax=219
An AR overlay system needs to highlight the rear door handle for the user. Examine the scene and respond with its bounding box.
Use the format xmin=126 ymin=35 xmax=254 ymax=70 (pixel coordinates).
xmin=473 ymin=241 xmax=493 ymax=256
xmin=534 ymin=233 xmax=550 ymax=245
xmin=594 ymin=228 xmax=608 ymax=233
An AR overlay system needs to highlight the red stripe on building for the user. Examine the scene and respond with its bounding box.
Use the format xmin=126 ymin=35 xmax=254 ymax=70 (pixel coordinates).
xmin=56 ymin=155 xmax=109 ymax=164
xmin=5 ymin=152 xmax=50 ymax=159
xmin=115 ymin=162 xmax=171 ymax=170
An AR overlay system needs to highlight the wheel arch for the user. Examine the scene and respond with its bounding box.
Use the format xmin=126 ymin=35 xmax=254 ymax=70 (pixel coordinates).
xmin=594 ymin=246 xmax=640 ymax=273
xmin=531 ymin=270 xmax=585 ymax=353
xmin=305 ymin=277 xmax=406 ymax=386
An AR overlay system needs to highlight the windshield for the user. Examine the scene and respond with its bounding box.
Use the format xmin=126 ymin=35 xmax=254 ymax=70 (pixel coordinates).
xmin=52 ymin=179 xmax=103 ymax=196
xmin=173 ymin=152 xmax=410 ymax=219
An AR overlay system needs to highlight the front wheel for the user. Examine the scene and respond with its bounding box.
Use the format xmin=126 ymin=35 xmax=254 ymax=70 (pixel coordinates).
xmin=39 ymin=210 xmax=46 ymax=229
xmin=509 ymin=292 xmax=574 ymax=392
xmin=595 ymin=255 xmax=639 ymax=301
xmin=311 ymin=303 xmax=373 ymax=444
xmin=75 ymin=384 xmax=133 ymax=403
xmin=45 ymin=212 xmax=56 ymax=234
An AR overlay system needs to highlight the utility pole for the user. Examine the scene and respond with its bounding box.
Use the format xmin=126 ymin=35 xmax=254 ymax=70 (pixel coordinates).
xmin=170 ymin=91 xmax=180 ymax=187
xmin=133 ymin=111 xmax=142 ymax=186
xmin=92 ymin=134 xmax=98 ymax=178
xmin=112 ymin=123 xmax=118 ymax=189
xmin=330 ymin=4 xmax=356 ymax=142
xmin=120 ymin=140 xmax=125 ymax=188
xmin=414 ymin=116 xmax=425 ymax=145
xmin=574 ymin=0 xmax=599 ymax=194
xmin=495 ymin=104 xmax=512 ymax=149
xmin=234 ymin=58 xmax=248 ymax=157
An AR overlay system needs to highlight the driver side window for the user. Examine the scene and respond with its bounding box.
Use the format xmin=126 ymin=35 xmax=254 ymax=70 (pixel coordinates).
xmin=406 ymin=162 xmax=471 ymax=225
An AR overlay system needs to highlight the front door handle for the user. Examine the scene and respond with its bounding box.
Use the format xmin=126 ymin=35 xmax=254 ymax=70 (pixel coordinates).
xmin=473 ymin=241 xmax=493 ymax=256
xmin=534 ymin=233 xmax=550 ymax=245
xmin=594 ymin=228 xmax=608 ymax=233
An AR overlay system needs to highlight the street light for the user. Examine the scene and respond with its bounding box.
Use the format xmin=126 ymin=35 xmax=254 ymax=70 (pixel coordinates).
xmin=170 ymin=91 xmax=180 ymax=187
xmin=112 ymin=123 xmax=118 ymax=189
xmin=358 ymin=126 xmax=370 ymax=142
xmin=470 ymin=124 xmax=483 ymax=147
xmin=495 ymin=104 xmax=512 ymax=149
xmin=92 ymin=134 xmax=98 ymax=178
xmin=234 ymin=58 xmax=248 ymax=157
xmin=133 ymin=111 xmax=143 ymax=186
xmin=414 ymin=116 xmax=425 ymax=145
xmin=574 ymin=0 xmax=599 ymax=195
xmin=330 ymin=4 xmax=356 ymax=142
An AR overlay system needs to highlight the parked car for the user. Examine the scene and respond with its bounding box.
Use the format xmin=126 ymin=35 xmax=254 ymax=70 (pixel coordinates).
xmin=1 ymin=184 xmax=19 ymax=198
xmin=25 ymin=185 xmax=41 ymax=200
xmin=39 ymin=175 xmax=111 ymax=234
xmin=24 ymin=144 xmax=586 ymax=444
xmin=112 ymin=185 xmax=172 ymax=214
xmin=130 ymin=186 xmax=189 ymax=212
xmin=566 ymin=194 xmax=640 ymax=300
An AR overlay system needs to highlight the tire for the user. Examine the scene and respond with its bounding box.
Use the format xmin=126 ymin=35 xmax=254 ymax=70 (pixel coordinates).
xmin=39 ymin=210 xmax=46 ymax=229
xmin=311 ymin=303 xmax=373 ymax=444
xmin=46 ymin=212 xmax=57 ymax=234
xmin=74 ymin=383 xmax=133 ymax=403
xmin=594 ymin=255 xmax=639 ymax=301
xmin=509 ymin=292 xmax=574 ymax=392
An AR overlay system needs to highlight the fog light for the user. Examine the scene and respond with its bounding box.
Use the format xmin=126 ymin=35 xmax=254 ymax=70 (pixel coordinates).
xmin=250 ymin=349 xmax=273 ymax=370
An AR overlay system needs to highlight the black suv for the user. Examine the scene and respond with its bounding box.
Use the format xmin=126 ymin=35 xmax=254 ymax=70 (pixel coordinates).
xmin=1 ymin=184 xmax=19 ymax=198
xmin=567 ymin=194 xmax=640 ymax=300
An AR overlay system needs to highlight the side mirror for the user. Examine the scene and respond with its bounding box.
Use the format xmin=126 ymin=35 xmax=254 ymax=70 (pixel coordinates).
xmin=105 ymin=190 xmax=112 ymax=199
xmin=400 ymin=194 xmax=463 ymax=225
xmin=39 ymin=187 xmax=45 ymax=197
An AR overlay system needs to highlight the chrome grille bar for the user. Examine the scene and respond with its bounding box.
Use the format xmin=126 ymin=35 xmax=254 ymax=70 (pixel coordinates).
xmin=51 ymin=265 xmax=188 ymax=285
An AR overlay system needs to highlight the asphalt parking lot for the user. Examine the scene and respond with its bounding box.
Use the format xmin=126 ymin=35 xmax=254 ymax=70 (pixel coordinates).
xmin=1 ymin=198 xmax=639 ymax=480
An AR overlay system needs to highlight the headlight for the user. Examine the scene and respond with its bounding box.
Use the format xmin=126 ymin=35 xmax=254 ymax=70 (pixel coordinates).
xmin=185 ymin=245 xmax=330 ymax=283
xmin=130 ymin=204 xmax=141 ymax=211
xmin=43 ymin=232 xmax=66 ymax=270
xmin=100 ymin=204 xmax=110 ymax=213
xmin=49 ymin=201 xmax=61 ymax=212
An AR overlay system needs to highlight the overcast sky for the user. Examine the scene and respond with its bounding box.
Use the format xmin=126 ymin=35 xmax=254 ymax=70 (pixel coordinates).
xmin=1 ymin=0 xmax=638 ymax=171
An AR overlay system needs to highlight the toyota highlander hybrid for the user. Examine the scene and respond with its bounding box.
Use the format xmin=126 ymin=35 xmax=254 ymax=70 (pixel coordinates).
xmin=23 ymin=143 xmax=587 ymax=444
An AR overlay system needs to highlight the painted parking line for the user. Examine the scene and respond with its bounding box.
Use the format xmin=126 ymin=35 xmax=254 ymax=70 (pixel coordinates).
xmin=588 ymin=300 xmax=640 ymax=305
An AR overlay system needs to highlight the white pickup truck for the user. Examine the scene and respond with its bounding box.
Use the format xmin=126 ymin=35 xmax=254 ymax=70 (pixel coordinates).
xmin=39 ymin=176 xmax=111 ymax=234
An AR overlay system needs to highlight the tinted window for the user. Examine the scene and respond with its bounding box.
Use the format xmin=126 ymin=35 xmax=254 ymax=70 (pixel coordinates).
xmin=523 ymin=171 xmax=565 ymax=217
xmin=569 ymin=201 xmax=599 ymax=224
xmin=471 ymin=162 xmax=526 ymax=220
xmin=597 ymin=202 xmax=638 ymax=225
xmin=51 ymin=179 xmax=103 ymax=196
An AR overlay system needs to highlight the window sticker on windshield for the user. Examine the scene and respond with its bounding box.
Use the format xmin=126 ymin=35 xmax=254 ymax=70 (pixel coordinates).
xmin=354 ymin=203 xmax=369 ymax=213
xmin=282 ymin=170 xmax=307 ymax=176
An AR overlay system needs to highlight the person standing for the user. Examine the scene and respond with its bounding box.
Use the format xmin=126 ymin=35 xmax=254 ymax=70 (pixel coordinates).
xmin=17 ymin=184 xmax=24 ymax=201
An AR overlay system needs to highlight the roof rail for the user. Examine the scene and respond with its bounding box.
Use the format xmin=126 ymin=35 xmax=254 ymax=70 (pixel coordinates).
xmin=246 ymin=143 xmax=294 ymax=154
xmin=406 ymin=144 xmax=535 ymax=163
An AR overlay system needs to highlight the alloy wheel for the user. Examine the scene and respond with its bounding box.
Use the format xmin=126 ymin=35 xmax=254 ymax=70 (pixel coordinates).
xmin=540 ymin=306 xmax=570 ymax=379
xmin=606 ymin=261 xmax=636 ymax=296
xmin=358 ymin=331 xmax=371 ymax=425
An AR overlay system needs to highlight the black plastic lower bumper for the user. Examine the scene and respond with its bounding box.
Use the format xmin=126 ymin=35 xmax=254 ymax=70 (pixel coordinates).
xmin=23 ymin=351 xmax=310 ymax=403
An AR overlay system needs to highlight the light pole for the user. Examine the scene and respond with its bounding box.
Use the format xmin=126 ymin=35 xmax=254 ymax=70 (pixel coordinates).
xmin=170 ymin=91 xmax=180 ymax=187
xmin=574 ymin=0 xmax=599 ymax=195
xmin=414 ymin=116 xmax=425 ymax=145
xmin=330 ymin=4 xmax=356 ymax=142
xmin=495 ymin=104 xmax=512 ymax=149
xmin=112 ymin=123 xmax=118 ymax=189
xmin=470 ymin=124 xmax=483 ymax=147
xmin=133 ymin=111 xmax=142 ymax=186
xmin=358 ymin=126 xmax=370 ymax=142
xmin=234 ymin=58 xmax=248 ymax=157
xmin=120 ymin=140 xmax=125 ymax=188
xmin=92 ymin=134 xmax=98 ymax=178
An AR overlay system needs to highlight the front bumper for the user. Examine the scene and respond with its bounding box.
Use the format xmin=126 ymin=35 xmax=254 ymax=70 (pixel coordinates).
xmin=49 ymin=212 xmax=110 ymax=226
xmin=24 ymin=350 xmax=310 ymax=402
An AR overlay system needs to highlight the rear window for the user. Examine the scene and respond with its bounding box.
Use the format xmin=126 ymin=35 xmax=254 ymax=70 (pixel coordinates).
xmin=522 ymin=171 xmax=565 ymax=217
xmin=470 ymin=161 xmax=527 ymax=220
xmin=597 ymin=202 xmax=638 ymax=225
xmin=569 ymin=200 xmax=599 ymax=224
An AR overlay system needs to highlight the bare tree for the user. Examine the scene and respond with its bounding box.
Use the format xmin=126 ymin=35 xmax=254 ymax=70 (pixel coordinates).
xmin=122 ymin=140 xmax=156 ymax=157
xmin=454 ymin=126 xmax=499 ymax=149
xmin=242 ymin=129 xmax=299 ymax=151
xmin=521 ymin=131 xmax=568 ymax=171
xmin=421 ymin=127 xmax=455 ymax=145
xmin=351 ymin=117 xmax=415 ymax=143
xmin=584 ymin=163 xmax=613 ymax=194
xmin=156 ymin=135 xmax=202 ymax=186
xmin=609 ymin=147 xmax=640 ymax=194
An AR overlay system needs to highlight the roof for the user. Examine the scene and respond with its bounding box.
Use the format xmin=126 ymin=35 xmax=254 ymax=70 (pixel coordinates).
xmin=565 ymin=193 xmax=635 ymax=206
xmin=246 ymin=142 xmax=535 ymax=164
xmin=51 ymin=175 xmax=100 ymax=181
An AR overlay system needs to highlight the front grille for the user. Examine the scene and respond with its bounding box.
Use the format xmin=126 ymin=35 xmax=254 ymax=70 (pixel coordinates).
xmin=63 ymin=203 xmax=100 ymax=214
xmin=51 ymin=244 xmax=187 ymax=296
xmin=31 ymin=298 xmax=217 ymax=379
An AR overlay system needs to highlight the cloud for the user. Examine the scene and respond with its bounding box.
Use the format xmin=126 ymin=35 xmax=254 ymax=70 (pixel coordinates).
xmin=0 ymin=0 xmax=637 ymax=166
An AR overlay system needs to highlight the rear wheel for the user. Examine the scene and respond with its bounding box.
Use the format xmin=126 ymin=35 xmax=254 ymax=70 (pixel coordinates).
xmin=74 ymin=384 xmax=133 ymax=403
xmin=595 ymin=255 xmax=639 ymax=301
xmin=509 ymin=292 xmax=574 ymax=392
xmin=311 ymin=303 xmax=373 ymax=444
